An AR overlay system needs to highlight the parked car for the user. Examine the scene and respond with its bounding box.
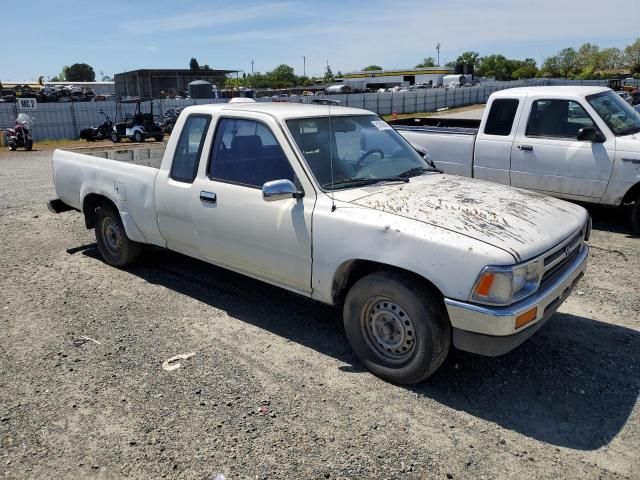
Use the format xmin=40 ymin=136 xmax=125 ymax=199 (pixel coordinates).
xmin=393 ymin=86 xmax=640 ymax=232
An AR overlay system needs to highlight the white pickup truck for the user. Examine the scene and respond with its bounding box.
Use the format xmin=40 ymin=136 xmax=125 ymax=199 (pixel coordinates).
xmin=49 ymin=103 xmax=589 ymax=384
xmin=394 ymin=86 xmax=640 ymax=232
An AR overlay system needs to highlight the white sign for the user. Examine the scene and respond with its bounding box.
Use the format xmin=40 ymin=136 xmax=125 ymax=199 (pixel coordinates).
xmin=371 ymin=120 xmax=392 ymax=131
xmin=17 ymin=98 xmax=38 ymax=110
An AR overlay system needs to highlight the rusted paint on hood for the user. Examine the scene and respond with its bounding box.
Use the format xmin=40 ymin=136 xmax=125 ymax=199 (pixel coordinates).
xmin=349 ymin=175 xmax=588 ymax=261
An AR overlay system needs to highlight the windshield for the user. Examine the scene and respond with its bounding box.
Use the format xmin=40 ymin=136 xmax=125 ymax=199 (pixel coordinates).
xmin=286 ymin=115 xmax=429 ymax=189
xmin=587 ymin=90 xmax=640 ymax=136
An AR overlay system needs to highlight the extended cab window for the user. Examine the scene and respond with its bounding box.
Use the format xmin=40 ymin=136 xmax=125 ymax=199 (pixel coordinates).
xmin=209 ymin=118 xmax=294 ymax=188
xmin=484 ymin=99 xmax=519 ymax=136
xmin=526 ymin=100 xmax=596 ymax=139
xmin=170 ymin=115 xmax=211 ymax=183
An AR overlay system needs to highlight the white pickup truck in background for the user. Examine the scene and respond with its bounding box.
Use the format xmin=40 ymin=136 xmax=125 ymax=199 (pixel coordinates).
xmin=394 ymin=87 xmax=640 ymax=232
xmin=49 ymin=103 xmax=589 ymax=384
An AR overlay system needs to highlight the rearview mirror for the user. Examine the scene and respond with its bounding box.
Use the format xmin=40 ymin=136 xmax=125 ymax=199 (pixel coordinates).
xmin=577 ymin=127 xmax=605 ymax=143
xmin=262 ymin=179 xmax=304 ymax=202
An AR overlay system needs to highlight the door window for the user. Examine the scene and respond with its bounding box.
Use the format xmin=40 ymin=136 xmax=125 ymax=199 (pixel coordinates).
xmin=209 ymin=118 xmax=295 ymax=188
xmin=170 ymin=115 xmax=211 ymax=183
xmin=526 ymin=100 xmax=596 ymax=140
xmin=484 ymin=99 xmax=519 ymax=136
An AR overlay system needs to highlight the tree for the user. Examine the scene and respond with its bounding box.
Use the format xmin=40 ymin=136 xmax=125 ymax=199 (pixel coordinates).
xmin=190 ymin=57 xmax=200 ymax=70
xmin=336 ymin=71 xmax=343 ymax=78
xmin=270 ymin=64 xmax=297 ymax=88
xmin=363 ymin=65 xmax=383 ymax=71
xmin=324 ymin=64 xmax=334 ymax=83
xmin=476 ymin=55 xmax=516 ymax=80
xmin=66 ymin=63 xmax=95 ymax=82
xmin=598 ymin=47 xmax=623 ymax=70
xmin=415 ymin=57 xmax=435 ymax=68
xmin=625 ymin=38 xmax=640 ymax=74
xmin=511 ymin=58 xmax=538 ymax=79
xmin=456 ymin=51 xmax=480 ymax=66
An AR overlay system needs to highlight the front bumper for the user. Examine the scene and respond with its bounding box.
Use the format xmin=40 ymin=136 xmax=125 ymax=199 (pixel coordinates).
xmin=444 ymin=244 xmax=588 ymax=357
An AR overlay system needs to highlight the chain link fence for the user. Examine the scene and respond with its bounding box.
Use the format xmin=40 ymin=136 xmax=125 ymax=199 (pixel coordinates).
xmin=0 ymin=77 xmax=622 ymax=142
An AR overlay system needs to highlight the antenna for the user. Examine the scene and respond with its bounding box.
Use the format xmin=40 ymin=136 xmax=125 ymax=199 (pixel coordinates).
xmin=328 ymin=103 xmax=337 ymax=212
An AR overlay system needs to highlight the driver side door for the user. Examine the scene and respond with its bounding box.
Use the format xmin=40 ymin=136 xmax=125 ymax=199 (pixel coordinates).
xmin=510 ymin=98 xmax=615 ymax=202
xmin=192 ymin=116 xmax=315 ymax=293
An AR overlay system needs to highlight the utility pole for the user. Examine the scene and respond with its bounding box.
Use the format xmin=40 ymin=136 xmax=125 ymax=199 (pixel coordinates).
xmin=301 ymin=56 xmax=306 ymax=78
xmin=251 ymin=60 xmax=254 ymax=75
xmin=436 ymin=43 xmax=441 ymax=67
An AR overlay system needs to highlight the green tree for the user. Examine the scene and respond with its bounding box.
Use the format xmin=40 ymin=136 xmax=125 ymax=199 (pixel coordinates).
xmin=511 ymin=58 xmax=538 ymax=79
xmin=324 ymin=64 xmax=334 ymax=83
xmin=336 ymin=71 xmax=343 ymax=78
xmin=598 ymin=47 xmax=623 ymax=70
xmin=51 ymin=65 xmax=69 ymax=82
xmin=456 ymin=51 xmax=480 ymax=66
xmin=190 ymin=57 xmax=200 ymax=70
xmin=270 ymin=64 xmax=296 ymax=88
xmin=415 ymin=57 xmax=435 ymax=68
xmin=66 ymin=63 xmax=95 ymax=82
xmin=363 ymin=65 xmax=383 ymax=71
xmin=476 ymin=55 xmax=515 ymax=80
xmin=625 ymin=38 xmax=640 ymax=74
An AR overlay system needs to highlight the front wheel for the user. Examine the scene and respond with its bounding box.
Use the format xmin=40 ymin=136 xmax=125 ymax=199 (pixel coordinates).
xmin=25 ymin=139 xmax=33 ymax=151
xmin=111 ymin=132 xmax=121 ymax=143
xmin=631 ymin=194 xmax=640 ymax=235
xmin=94 ymin=204 xmax=142 ymax=267
xmin=343 ymin=271 xmax=450 ymax=384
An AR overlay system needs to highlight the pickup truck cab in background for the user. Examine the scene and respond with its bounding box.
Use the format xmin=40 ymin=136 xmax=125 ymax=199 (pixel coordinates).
xmin=394 ymin=87 xmax=640 ymax=232
xmin=49 ymin=103 xmax=589 ymax=384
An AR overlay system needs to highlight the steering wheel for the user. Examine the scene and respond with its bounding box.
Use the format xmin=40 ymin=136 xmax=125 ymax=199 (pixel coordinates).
xmin=356 ymin=148 xmax=384 ymax=169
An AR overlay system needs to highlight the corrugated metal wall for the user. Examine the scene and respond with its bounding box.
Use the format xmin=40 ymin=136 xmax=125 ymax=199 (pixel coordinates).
xmin=0 ymin=78 xmax=619 ymax=142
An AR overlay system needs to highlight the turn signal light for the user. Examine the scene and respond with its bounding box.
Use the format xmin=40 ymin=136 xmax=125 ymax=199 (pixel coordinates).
xmin=515 ymin=307 xmax=538 ymax=329
xmin=475 ymin=273 xmax=495 ymax=297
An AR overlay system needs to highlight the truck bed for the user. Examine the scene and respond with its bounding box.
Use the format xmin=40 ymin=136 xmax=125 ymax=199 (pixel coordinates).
xmin=389 ymin=116 xmax=481 ymax=130
xmin=52 ymin=143 xmax=168 ymax=246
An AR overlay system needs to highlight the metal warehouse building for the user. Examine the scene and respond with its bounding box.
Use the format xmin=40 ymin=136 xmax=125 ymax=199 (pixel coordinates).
xmin=114 ymin=68 xmax=238 ymax=99
xmin=342 ymin=67 xmax=456 ymax=90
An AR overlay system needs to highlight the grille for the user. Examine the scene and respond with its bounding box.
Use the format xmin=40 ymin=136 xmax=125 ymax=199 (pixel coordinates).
xmin=540 ymin=227 xmax=585 ymax=286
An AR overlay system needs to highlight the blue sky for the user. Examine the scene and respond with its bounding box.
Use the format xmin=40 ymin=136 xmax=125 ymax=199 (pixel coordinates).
xmin=2 ymin=0 xmax=638 ymax=81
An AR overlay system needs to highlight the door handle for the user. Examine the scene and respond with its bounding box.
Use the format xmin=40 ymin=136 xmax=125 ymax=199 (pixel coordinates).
xmin=518 ymin=145 xmax=534 ymax=152
xmin=200 ymin=191 xmax=217 ymax=204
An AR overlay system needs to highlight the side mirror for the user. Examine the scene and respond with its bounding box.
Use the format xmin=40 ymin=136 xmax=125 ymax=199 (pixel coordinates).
xmin=262 ymin=179 xmax=304 ymax=202
xmin=577 ymin=127 xmax=605 ymax=143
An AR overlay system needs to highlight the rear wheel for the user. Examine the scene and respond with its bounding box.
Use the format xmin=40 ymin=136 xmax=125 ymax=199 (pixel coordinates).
xmin=94 ymin=204 xmax=142 ymax=267
xmin=154 ymin=133 xmax=164 ymax=142
xmin=111 ymin=132 xmax=121 ymax=143
xmin=133 ymin=130 xmax=144 ymax=143
xmin=343 ymin=270 xmax=450 ymax=384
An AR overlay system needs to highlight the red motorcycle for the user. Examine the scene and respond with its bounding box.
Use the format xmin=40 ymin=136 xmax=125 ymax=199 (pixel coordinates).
xmin=5 ymin=113 xmax=34 ymax=151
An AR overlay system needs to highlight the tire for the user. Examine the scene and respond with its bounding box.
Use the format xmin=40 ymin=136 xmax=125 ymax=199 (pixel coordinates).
xmin=111 ymin=132 xmax=121 ymax=143
xmin=631 ymin=194 xmax=640 ymax=235
xmin=133 ymin=130 xmax=144 ymax=143
xmin=9 ymin=144 xmax=17 ymax=151
xmin=94 ymin=204 xmax=142 ymax=267
xmin=25 ymin=139 xmax=33 ymax=151
xmin=343 ymin=270 xmax=450 ymax=384
xmin=154 ymin=134 xmax=164 ymax=142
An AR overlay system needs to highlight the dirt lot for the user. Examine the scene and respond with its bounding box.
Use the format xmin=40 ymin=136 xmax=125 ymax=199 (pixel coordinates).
xmin=1 ymin=146 xmax=639 ymax=480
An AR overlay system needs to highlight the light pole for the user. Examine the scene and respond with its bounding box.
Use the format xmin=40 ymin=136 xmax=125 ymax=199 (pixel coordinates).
xmin=301 ymin=56 xmax=306 ymax=78
xmin=251 ymin=60 xmax=254 ymax=75
xmin=436 ymin=43 xmax=441 ymax=67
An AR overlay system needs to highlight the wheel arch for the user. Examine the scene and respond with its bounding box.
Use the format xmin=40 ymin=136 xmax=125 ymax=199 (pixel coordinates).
xmin=331 ymin=259 xmax=445 ymax=307
xmin=621 ymin=182 xmax=640 ymax=206
xmin=81 ymin=193 xmax=146 ymax=243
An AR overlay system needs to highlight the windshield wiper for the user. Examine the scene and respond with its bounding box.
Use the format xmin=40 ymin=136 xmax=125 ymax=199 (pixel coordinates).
xmin=399 ymin=166 xmax=441 ymax=177
xmin=323 ymin=176 xmax=409 ymax=189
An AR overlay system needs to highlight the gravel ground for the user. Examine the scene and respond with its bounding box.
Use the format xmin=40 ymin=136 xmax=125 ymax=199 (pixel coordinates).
xmin=1 ymin=147 xmax=639 ymax=480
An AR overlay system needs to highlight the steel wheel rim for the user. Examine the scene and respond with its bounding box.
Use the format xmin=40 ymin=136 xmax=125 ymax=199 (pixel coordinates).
xmin=361 ymin=297 xmax=416 ymax=363
xmin=101 ymin=217 xmax=122 ymax=256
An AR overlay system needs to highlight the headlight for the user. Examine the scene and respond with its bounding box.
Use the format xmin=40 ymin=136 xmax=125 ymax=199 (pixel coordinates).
xmin=471 ymin=259 xmax=543 ymax=306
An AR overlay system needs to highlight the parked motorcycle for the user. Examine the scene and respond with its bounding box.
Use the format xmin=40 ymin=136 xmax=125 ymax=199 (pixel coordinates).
xmin=161 ymin=108 xmax=183 ymax=134
xmin=79 ymin=110 xmax=113 ymax=141
xmin=5 ymin=113 xmax=34 ymax=151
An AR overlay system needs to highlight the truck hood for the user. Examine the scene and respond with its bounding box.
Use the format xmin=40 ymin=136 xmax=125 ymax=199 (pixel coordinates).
xmin=345 ymin=174 xmax=588 ymax=262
